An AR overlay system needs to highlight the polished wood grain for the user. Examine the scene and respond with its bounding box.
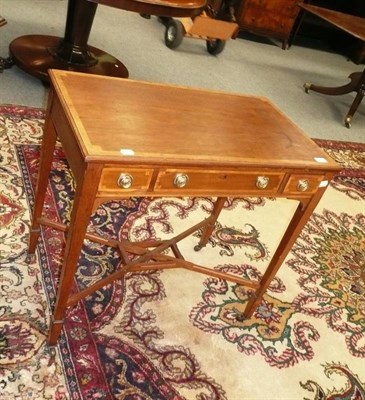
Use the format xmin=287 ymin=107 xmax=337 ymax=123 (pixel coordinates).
xmin=52 ymin=71 xmax=336 ymax=169
xmin=28 ymin=70 xmax=340 ymax=346
xmin=234 ymin=0 xmax=302 ymax=49
xmin=299 ymin=4 xmax=365 ymax=41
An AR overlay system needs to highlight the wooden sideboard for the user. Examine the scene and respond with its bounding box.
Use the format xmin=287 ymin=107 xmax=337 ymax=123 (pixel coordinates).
xmin=232 ymin=0 xmax=365 ymax=62
xmin=234 ymin=0 xmax=302 ymax=49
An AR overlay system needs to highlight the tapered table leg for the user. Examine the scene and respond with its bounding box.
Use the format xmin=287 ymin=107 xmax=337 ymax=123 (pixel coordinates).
xmin=27 ymin=108 xmax=57 ymax=260
xmin=194 ymin=197 xmax=226 ymax=251
xmin=243 ymin=194 xmax=322 ymax=319
xmin=48 ymin=164 xmax=102 ymax=345
xmin=243 ymin=202 xmax=304 ymax=318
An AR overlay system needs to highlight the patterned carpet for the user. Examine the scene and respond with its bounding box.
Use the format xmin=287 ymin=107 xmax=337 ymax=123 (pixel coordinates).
xmin=0 ymin=105 xmax=364 ymax=400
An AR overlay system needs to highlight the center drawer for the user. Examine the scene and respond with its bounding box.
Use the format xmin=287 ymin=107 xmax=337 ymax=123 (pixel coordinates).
xmin=154 ymin=169 xmax=285 ymax=195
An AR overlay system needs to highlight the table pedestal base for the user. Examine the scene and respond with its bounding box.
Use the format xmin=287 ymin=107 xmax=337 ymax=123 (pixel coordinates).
xmin=9 ymin=35 xmax=129 ymax=82
xmin=304 ymin=70 xmax=365 ymax=128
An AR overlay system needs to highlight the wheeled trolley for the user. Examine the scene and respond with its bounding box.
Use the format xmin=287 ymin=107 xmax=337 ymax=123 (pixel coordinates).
xmin=164 ymin=13 xmax=239 ymax=54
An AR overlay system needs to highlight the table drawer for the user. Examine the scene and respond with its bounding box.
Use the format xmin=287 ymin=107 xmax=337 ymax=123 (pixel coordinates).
xmin=283 ymin=174 xmax=325 ymax=194
xmin=99 ymin=168 xmax=154 ymax=193
xmin=154 ymin=169 xmax=285 ymax=194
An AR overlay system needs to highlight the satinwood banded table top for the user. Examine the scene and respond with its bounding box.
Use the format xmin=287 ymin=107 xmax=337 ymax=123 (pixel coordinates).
xmin=50 ymin=70 xmax=338 ymax=173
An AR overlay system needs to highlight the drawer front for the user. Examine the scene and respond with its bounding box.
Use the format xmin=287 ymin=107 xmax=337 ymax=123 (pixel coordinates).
xmin=98 ymin=168 xmax=154 ymax=193
xmin=283 ymin=174 xmax=325 ymax=194
xmin=155 ymin=169 xmax=284 ymax=194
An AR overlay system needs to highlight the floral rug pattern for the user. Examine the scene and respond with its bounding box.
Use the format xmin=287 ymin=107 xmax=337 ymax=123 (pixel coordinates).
xmin=0 ymin=105 xmax=364 ymax=399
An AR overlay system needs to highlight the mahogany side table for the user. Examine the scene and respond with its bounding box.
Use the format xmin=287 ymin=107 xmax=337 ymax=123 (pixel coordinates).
xmin=27 ymin=70 xmax=340 ymax=346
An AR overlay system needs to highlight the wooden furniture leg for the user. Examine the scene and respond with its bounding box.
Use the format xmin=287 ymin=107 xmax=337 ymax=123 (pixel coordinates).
xmin=304 ymin=69 xmax=365 ymax=128
xmin=48 ymin=164 xmax=103 ymax=346
xmin=194 ymin=197 xmax=226 ymax=251
xmin=244 ymin=195 xmax=319 ymax=319
xmin=27 ymin=111 xmax=58 ymax=259
xmin=344 ymin=71 xmax=365 ymax=128
xmin=295 ymin=4 xmax=365 ymax=127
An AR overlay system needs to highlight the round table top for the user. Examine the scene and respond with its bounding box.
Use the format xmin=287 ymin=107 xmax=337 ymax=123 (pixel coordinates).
xmin=90 ymin=0 xmax=207 ymax=17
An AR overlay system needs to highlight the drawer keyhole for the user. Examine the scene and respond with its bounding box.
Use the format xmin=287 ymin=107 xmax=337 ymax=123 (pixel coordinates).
xmin=117 ymin=173 xmax=133 ymax=189
xmin=256 ymin=176 xmax=269 ymax=189
xmin=174 ymin=173 xmax=189 ymax=188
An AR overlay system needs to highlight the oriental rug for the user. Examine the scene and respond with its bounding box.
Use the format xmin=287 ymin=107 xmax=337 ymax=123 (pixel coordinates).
xmin=0 ymin=105 xmax=364 ymax=400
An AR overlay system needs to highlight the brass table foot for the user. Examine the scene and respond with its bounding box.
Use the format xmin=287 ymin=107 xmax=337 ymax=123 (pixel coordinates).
xmin=303 ymin=82 xmax=311 ymax=93
xmin=47 ymin=345 xmax=57 ymax=366
xmin=344 ymin=116 xmax=352 ymax=129
xmin=25 ymin=253 xmax=36 ymax=264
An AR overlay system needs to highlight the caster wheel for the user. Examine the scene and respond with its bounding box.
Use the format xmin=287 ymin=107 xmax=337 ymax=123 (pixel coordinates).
xmin=194 ymin=244 xmax=203 ymax=252
xmin=165 ymin=19 xmax=184 ymax=49
xmin=158 ymin=16 xmax=170 ymax=26
xmin=206 ymin=39 xmax=226 ymax=55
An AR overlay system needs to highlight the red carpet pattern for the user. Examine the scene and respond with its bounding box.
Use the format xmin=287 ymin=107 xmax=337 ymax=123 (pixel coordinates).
xmin=1 ymin=105 xmax=364 ymax=399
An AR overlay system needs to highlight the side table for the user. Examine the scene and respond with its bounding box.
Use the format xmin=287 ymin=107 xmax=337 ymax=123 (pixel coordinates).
xmin=28 ymin=70 xmax=340 ymax=346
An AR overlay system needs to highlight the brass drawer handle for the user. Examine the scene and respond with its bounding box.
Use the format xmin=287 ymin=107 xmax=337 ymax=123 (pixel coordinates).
xmin=297 ymin=179 xmax=309 ymax=192
xmin=174 ymin=173 xmax=189 ymax=188
xmin=117 ymin=173 xmax=133 ymax=189
xmin=256 ymin=176 xmax=269 ymax=189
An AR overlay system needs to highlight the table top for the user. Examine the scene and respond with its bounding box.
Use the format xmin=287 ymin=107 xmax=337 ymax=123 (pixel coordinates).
xmin=49 ymin=70 xmax=338 ymax=172
xmin=299 ymin=4 xmax=365 ymax=42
